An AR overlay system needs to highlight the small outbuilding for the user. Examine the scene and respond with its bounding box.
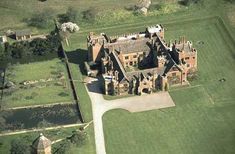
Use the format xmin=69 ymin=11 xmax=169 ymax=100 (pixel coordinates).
xmin=32 ymin=133 xmax=52 ymax=154
xmin=0 ymin=35 xmax=7 ymax=43
xmin=15 ymin=29 xmax=31 ymax=41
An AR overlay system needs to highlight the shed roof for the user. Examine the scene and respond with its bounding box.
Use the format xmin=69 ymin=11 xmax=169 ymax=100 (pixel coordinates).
xmin=15 ymin=29 xmax=31 ymax=37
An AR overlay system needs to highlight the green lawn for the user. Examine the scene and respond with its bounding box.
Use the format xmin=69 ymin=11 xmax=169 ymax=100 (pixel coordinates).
xmin=102 ymin=8 xmax=235 ymax=154
xmin=103 ymin=86 xmax=235 ymax=154
xmin=0 ymin=125 xmax=95 ymax=154
xmin=2 ymin=58 xmax=73 ymax=108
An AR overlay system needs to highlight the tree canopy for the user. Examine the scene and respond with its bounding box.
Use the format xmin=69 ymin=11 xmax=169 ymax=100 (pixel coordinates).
xmin=10 ymin=139 xmax=31 ymax=154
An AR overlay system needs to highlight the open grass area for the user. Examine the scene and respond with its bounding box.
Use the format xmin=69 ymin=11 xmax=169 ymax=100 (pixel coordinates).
xmin=0 ymin=125 xmax=95 ymax=154
xmin=102 ymin=12 xmax=235 ymax=154
xmin=2 ymin=58 xmax=73 ymax=108
xmin=0 ymin=0 xmax=137 ymax=33
xmin=103 ymin=86 xmax=235 ymax=154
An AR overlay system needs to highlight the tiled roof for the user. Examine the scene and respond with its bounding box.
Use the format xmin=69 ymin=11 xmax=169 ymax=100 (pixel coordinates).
xmin=32 ymin=133 xmax=51 ymax=150
xmin=108 ymin=37 xmax=151 ymax=54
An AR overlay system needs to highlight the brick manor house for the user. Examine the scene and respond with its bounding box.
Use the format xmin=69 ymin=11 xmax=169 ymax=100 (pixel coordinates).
xmin=86 ymin=24 xmax=197 ymax=95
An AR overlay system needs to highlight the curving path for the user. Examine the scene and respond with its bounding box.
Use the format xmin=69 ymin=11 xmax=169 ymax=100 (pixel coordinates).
xmin=85 ymin=78 xmax=175 ymax=154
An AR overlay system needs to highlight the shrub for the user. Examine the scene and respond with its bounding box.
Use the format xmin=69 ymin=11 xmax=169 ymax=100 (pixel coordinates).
xmin=69 ymin=131 xmax=88 ymax=147
xmin=149 ymin=4 xmax=162 ymax=11
xmin=58 ymin=92 xmax=69 ymax=97
xmin=95 ymin=9 xmax=134 ymax=24
xmin=27 ymin=9 xmax=54 ymax=28
xmin=179 ymin=0 xmax=202 ymax=6
xmin=82 ymin=7 xmax=99 ymax=22
xmin=59 ymin=7 xmax=79 ymax=23
xmin=54 ymin=140 xmax=71 ymax=154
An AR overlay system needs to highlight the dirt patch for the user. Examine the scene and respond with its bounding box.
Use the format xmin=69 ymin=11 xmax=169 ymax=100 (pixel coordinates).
xmin=227 ymin=5 xmax=235 ymax=27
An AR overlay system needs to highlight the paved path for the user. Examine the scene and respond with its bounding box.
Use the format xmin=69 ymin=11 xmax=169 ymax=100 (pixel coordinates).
xmin=5 ymin=101 xmax=73 ymax=110
xmin=0 ymin=123 xmax=87 ymax=137
xmin=86 ymin=78 xmax=175 ymax=154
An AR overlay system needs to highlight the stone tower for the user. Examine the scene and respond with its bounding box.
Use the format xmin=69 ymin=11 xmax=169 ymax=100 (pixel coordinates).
xmin=32 ymin=133 xmax=52 ymax=154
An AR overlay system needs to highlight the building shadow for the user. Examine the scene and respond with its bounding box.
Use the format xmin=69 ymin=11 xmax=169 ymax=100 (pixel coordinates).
xmin=86 ymin=77 xmax=103 ymax=94
xmin=66 ymin=49 xmax=88 ymax=76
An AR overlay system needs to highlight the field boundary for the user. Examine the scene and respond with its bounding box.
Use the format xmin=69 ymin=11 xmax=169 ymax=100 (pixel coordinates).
xmin=0 ymin=122 xmax=90 ymax=137
xmin=3 ymin=101 xmax=74 ymax=110
xmin=59 ymin=45 xmax=85 ymax=123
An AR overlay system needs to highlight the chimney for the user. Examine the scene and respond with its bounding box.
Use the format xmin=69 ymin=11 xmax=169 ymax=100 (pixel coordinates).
xmin=115 ymin=71 xmax=119 ymax=81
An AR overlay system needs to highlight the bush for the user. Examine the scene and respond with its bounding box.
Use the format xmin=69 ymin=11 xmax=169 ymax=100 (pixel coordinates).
xmin=54 ymin=140 xmax=71 ymax=154
xmin=179 ymin=0 xmax=202 ymax=6
xmin=69 ymin=131 xmax=88 ymax=147
xmin=82 ymin=7 xmax=99 ymax=22
xmin=27 ymin=9 xmax=54 ymax=28
xmin=58 ymin=7 xmax=79 ymax=23
xmin=149 ymin=4 xmax=162 ymax=11
xmin=58 ymin=92 xmax=69 ymax=97
xmin=96 ymin=9 xmax=133 ymax=23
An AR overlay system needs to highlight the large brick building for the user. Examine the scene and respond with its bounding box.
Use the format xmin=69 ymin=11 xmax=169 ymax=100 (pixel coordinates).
xmin=87 ymin=24 xmax=197 ymax=95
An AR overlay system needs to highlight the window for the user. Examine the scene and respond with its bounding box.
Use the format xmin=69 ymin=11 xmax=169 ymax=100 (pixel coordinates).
xmin=185 ymin=57 xmax=190 ymax=60
xmin=133 ymin=55 xmax=137 ymax=58
xmin=187 ymin=64 xmax=190 ymax=67
xmin=193 ymin=57 xmax=195 ymax=59
xmin=172 ymin=73 xmax=176 ymax=76
xmin=130 ymin=61 xmax=133 ymax=66
xmin=125 ymin=56 xmax=129 ymax=60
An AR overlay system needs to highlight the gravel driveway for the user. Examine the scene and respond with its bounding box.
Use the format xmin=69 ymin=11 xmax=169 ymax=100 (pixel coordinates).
xmin=85 ymin=77 xmax=175 ymax=154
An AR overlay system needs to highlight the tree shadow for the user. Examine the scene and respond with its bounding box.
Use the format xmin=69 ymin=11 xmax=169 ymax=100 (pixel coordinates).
xmin=66 ymin=48 xmax=88 ymax=76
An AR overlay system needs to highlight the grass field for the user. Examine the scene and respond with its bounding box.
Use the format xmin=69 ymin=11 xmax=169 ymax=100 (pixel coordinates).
xmin=102 ymin=13 xmax=235 ymax=154
xmin=0 ymin=125 xmax=95 ymax=154
xmin=2 ymin=58 xmax=73 ymax=108
xmin=0 ymin=0 xmax=234 ymax=154
xmin=0 ymin=0 xmax=137 ymax=33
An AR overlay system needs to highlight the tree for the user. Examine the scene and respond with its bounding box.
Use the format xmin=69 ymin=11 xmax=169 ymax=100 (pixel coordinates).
xmin=59 ymin=7 xmax=79 ymax=23
xmin=59 ymin=22 xmax=80 ymax=46
xmin=10 ymin=139 xmax=31 ymax=154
